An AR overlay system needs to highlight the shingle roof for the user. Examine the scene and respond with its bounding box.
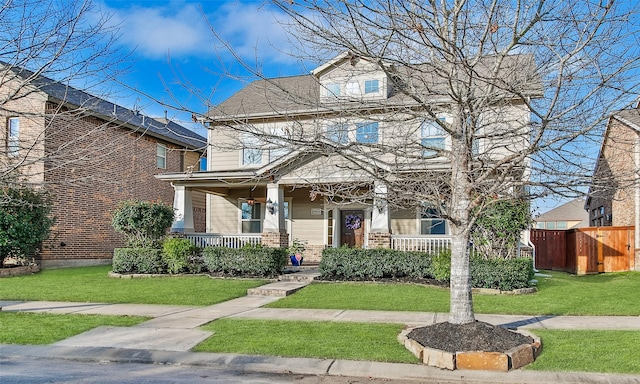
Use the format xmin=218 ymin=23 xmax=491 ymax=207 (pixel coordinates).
xmin=536 ymin=198 xmax=589 ymax=223
xmin=207 ymin=54 xmax=541 ymax=120
xmin=5 ymin=65 xmax=206 ymax=149
xmin=614 ymin=108 xmax=640 ymax=129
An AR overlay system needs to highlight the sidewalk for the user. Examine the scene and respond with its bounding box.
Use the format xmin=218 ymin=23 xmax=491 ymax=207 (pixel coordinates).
xmin=2 ymin=273 xmax=640 ymax=383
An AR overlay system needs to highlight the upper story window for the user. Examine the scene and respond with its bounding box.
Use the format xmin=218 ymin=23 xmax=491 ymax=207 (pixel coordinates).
xmin=364 ymin=79 xmax=379 ymax=94
xmin=156 ymin=144 xmax=167 ymax=169
xmin=356 ymin=122 xmax=379 ymax=143
xmin=242 ymin=134 xmax=262 ymax=166
xmin=421 ymin=117 xmax=447 ymax=156
xmin=326 ymin=83 xmax=341 ymax=97
xmin=326 ymin=122 xmax=349 ymax=144
xmin=199 ymin=157 xmax=207 ymax=171
xmin=346 ymin=81 xmax=360 ymax=95
xmin=7 ymin=117 xmax=19 ymax=157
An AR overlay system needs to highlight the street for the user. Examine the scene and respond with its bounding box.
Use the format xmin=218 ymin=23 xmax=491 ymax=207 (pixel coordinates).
xmin=0 ymin=356 xmax=444 ymax=384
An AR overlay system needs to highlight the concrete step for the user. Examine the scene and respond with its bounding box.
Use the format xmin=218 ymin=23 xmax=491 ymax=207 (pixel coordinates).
xmin=247 ymin=281 xmax=309 ymax=297
xmin=279 ymin=270 xmax=320 ymax=283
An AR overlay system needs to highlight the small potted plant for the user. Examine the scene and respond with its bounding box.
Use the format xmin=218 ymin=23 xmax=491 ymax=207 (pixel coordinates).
xmin=287 ymin=238 xmax=307 ymax=266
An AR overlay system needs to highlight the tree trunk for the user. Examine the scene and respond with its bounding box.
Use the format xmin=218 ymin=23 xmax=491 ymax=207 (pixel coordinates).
xmin=449 ymin=230 xmax=474 ymax=324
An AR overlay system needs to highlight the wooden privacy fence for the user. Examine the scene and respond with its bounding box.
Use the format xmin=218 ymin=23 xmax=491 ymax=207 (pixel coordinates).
xmin=531 ymin=226 xmax=635 ymax=274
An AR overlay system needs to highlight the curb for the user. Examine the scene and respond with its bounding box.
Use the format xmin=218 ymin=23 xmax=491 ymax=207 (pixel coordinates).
xmin=2 ymin=344 xmax=640 ymax=384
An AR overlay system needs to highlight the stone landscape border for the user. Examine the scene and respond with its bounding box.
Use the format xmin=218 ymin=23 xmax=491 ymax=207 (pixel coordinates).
xmin=0 ymin=265 xmax=40 ymax=278
xmin=398 ymin=326 xmax=541 ymax=371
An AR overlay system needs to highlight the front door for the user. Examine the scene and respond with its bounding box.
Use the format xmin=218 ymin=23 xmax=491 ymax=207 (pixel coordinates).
xmin=340 ymin=210 xmax=365 ymax=248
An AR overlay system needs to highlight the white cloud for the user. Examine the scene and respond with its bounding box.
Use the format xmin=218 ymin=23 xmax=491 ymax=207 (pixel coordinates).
xmin=101 ymin=1 xmax=298 ymax=65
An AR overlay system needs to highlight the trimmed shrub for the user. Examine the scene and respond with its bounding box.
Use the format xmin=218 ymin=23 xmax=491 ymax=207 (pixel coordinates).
xmin=111 ymin=200 xmax=174 ymax=248
xmin=112 ymin=248 xmax=164 ymax=274
xmin=319 ymin=247 xmax=533 ymax=291
xmin=319 ymin=247 xmax=432 ymax=279
xmin=202 ymin=246 xmax=288 ymax=278
xmin=470 ymin=256 xmax=534 ymax=290
xmin=162 ymin=238 xmax=201 ymax=274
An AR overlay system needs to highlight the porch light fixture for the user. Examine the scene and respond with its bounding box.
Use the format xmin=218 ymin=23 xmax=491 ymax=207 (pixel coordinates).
xmin=266 ymin=198 xmax=275 ymax=214
xmin=246 ymin=190 xmax=255 ymax=206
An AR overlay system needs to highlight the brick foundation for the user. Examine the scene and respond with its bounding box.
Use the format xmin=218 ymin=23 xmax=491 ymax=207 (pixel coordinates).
xmin=368 ymin=232 xmax=392 ymax=248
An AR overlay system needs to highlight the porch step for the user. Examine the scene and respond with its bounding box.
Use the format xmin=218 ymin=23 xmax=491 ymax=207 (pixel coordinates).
xmin=247 ymin=281 xmax=310 ymax=297
xmin=279 ymin=269 xmax=320 ymax=283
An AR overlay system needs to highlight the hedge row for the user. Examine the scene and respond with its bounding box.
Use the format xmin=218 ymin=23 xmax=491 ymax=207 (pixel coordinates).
xmin=319 ymin=247 xmax=534 ymax=291
xmin=112 ymin=243 xmax=287 ymax=278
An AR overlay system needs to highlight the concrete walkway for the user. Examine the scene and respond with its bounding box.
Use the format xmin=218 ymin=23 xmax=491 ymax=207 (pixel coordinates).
xmin=2 ymin=270 xmax=640 ymax=383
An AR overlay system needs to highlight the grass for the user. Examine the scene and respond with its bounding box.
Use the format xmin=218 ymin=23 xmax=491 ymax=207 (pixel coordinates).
xmin=267 ymin=271 xmax=640 ymax=316
xmin=0 ymin=312 xmax=148 ymax=344
xmin=2 ymin=266 xmax=640 ymax=374
xmin=0 ymin=265 xmax=268 ymax=306
xmin=526 ymin=330 xmax=640 ymax=374
xmin=195 ymin=318 xmax=417 ymax=363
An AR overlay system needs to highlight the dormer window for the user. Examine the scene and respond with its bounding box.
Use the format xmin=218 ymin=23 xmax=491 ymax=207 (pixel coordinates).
xmin=346 ymin=81 xmax=360 ymax=95
xmin=365 ymin=80 xmax=379 ymax=94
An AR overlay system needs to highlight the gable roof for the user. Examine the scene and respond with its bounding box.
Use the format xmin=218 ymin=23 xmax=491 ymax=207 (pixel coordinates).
xmin=536 ymin=198 xmax=589 ymax=225
xmin=207 ymin=53 xmax=542 ymax=121
xmin=3 ymin=64 xmax=206 ymax=149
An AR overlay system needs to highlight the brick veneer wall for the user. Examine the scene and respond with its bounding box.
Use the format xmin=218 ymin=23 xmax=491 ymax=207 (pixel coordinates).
xmin=368 ymin=232 xmax=392 ymax=249
xmin=587 ymin=118 xmax=637 ymax=227
xmin=39 ymin=103 xmax=189 ymax=267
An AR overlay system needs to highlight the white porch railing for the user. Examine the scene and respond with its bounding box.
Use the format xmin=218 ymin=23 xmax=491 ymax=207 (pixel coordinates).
xmin=182 ymin=233 xmax=261 ymax=248
xmin=391 ymin=235 xmax=452 ymax=254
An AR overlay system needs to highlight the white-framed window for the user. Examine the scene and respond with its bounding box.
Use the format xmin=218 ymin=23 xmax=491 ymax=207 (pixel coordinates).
xmin=7 ymin=117 xmax=19 ymax=157
xmin=420 ymin=206 xmax=448 ymax=235
xmin=325 ymin=83 xmax=341 ymax=97
xmin=267 ymin=126 xmax=289 ymax=162
xmin=326 ymin=122 xmax=349 ymax=144
xmin=364 ymin=79 xmax=379 ymax=94
xmin=356 ymin=121 xmax=378 ymax=143
xmin=156 ymin=144 xmax=167 ymax=169
xmin=421 ymin=117 xmax=447 ymax=156
xmin=346 ymin=81 xmax=360 ymax=95
xmin=241 ymin=201 xmax=262 ymax=233
xmin=242 ymin=134 xmax=262 ymax=166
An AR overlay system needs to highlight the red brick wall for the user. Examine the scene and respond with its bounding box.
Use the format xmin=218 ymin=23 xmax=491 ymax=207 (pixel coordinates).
xmin=39 ymin=103 xmax=188 ymax=265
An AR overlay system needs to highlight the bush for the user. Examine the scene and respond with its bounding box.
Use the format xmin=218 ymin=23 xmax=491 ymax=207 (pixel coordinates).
xmin=431 ymin=249 xmax=451 ymax=281
xmin=0 ymin=186 xmax=54 ymax=265
xmin=162 ymin=238 xmax=202 ymax=274
xmin=319 ymin=247 xmax=432 ymax=279
xmin=111 ymin=200 xmax=174 ymax=247
xmin=112 ymin=248 xmax=165 ymax=274
xmin=319 ymin=247 xmax=533 ymax=291
xmin=202 ymin=246 xmax=288 ymax=278
xmin=470 ymin=256 xmax=534 ymax=290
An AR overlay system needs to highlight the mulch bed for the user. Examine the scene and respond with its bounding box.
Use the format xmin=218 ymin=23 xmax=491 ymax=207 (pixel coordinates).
xmin=407 ymin=320 xmax=534 ymax=353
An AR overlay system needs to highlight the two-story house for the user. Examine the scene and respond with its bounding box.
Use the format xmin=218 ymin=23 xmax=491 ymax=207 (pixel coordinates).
xmin=159 ymin=53 xmax=538 ymax=262
xmin=1 ymin=65 xmax=207 ymax=267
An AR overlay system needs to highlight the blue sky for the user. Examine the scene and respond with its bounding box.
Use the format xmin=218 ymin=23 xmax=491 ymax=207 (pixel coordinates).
xmin=98 ymin=0 xmax=308 ymax=136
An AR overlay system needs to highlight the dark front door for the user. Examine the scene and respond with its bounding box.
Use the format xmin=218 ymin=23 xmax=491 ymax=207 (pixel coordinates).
xmin=340 ymin=210 xmax=365 ymax=248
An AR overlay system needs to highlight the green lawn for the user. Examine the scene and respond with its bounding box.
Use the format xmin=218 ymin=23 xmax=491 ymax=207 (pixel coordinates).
xmin=267 ymin=271 xmax=640 ymax=316
xmin=195 ymin=318 xmax=417 ymax=363
xmin=2 ymin=266 xmax=640 ymax=374
xmin=0 ymin=312 xmax=148 ymax=344
xmin=0 ymin=265 xmax=268 ymax=306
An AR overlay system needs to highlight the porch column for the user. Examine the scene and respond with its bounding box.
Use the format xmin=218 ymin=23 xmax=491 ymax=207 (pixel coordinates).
xmin=170 ymin=184 xmax=194 ymax=233
xmin=261 ymin=183 xmax=288 ymax=248
xmin=370 ymin=181 xmax=391 ymax=248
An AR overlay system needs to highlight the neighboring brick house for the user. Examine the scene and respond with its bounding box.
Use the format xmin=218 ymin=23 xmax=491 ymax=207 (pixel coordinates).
xmin=534 ymin=198 xmax=589 ymax=230
xmin=158 ymin=53 xmax=540 ymax=262
xmin=586 ymin=104 xmax=640 ymax=269
xmin=1 ymin=66 xmax=206 ymax=267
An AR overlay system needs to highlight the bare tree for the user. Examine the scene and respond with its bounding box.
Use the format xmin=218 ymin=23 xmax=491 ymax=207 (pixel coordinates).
xmin=166 ymin=0 xmax=640 ymax=326
xmin=0 ymin=0 xmax=127 ymax=191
